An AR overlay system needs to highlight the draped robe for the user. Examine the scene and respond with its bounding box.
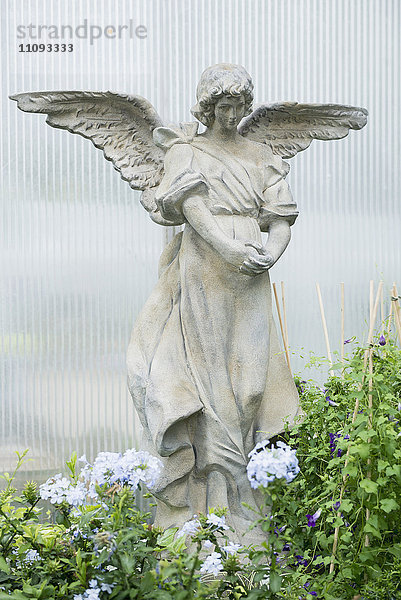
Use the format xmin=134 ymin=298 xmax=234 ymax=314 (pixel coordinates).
xmin=127 ymin=124 xmax=301 ymax=539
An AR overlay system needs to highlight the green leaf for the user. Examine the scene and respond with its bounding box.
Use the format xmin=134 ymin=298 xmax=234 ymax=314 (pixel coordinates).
xmin=339 ymin=499 xmax=353 ymax=513
xmin=140 ymin=571 xmax=154 ymax=594
xmin=386 ymin=465 xmax=401 ymax=478
xmin=175 ymin=592 xmax=190 ymax=600
xmin=0 ymin=557 xmax=10 ymax=574
xmin=380 ymin=498 xmax=400 ymax=513
xmin=359 ymin=548 xmax=376 ymax=563
xmin=364 ymin=522 xmax=381 ymax=539
xmin=343 ymin=462 xmax=358 ymax=478
xmin=341 ymin=567 xmax=353 ymax=578
xmin=156 ymin=527 xmax=179 ymax=548
xmin=357 ymin=429 xmax=376 ymax=442
xmin=377 ymin=459 xmax=390 ymax=472
xmin=349 ymin=442 xmax=370 ymax=459
xmin=269 ymin=572 xmax=281 ymax=593
xmin=388 ymin=545 xmax=401 ymax=558
xmin=359 ymin=479 xmax=378 ymax=494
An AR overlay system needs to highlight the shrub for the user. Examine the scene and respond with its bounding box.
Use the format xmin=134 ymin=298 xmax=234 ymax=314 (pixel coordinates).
xmin=1 ymin=336 xmax=400 ymax=599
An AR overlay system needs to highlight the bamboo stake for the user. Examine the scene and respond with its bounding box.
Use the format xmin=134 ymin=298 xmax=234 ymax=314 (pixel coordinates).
xmin=365 ymin=346 xmax=374 ymax=548
xmin=369 ymin=280 xmax=374 ymax=324
xmin=280 ymin=281 xmax=291 ymax=370
xmin=365 ymin=279 xmax=376 ymax=548
xmin=380 ymin=286 xmax=384 ymax=336
xmin=392 ymin=283 xmax=401 ymax=345
xmin=329 ymin=281 xmax=383 ymax=574
xmin=272 ymin=283 xmax=291 ymax=371
xmin=386 ymin=294 xmax=393 ymax=337
xmin=316 ymin=283 xmax=334 ymax=376
xmin=340 ymin=282 xmax=345 ymax=377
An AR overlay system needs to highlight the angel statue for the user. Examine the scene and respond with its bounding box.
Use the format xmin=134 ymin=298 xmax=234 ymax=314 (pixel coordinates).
xmin=11 ymin=63 xmax=367 ymax=542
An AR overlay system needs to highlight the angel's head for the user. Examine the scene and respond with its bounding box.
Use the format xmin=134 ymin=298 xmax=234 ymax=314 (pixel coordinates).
xmin=191 ymin=63 xmax=254 ymax=127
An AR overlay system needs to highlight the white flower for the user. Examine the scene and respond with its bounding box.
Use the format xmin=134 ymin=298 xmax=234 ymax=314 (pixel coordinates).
xmin=206 ymin=513 xmax=229 ymax=530
xmin=105 ymin=565 xmax=117 ymax=571
xmin=65 ymin=483 xmax=87 ymax=507
xmin=25 ymin=549 xmax=40 ymax=563
xmin=80 ymin=448 xmax=162 ymax=497
xmin=39 ymin=473 xmax=70 ymax=504
xmin=100 ymin=582 xmax=115 ymax=594
xmin=73 ymin=595 xmax=84 ymax=600
xmin=84 ymin=586 xmax=101 ymax=600
xmin=247 ymin=440 xmax=300 ymax=488
xmin=39 ymin=473 xmax=87 ymax=507
xmin=203 ymin=540 xmax=214 ymax=549
xmin=222 ymin=543 xmax=241 ymax=556
xmin=177 ymin=518 xmax=201 ymax=538
xmin=200 ymin=552 xmax=223 ymax=576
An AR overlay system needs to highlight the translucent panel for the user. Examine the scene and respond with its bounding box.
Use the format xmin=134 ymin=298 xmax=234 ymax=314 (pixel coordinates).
xmin=1 ymin=0 xmax=400 ymax=482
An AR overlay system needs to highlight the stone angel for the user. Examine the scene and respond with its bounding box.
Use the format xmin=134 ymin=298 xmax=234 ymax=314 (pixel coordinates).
xmin=11 ymin=63 xmax=367 ymax=541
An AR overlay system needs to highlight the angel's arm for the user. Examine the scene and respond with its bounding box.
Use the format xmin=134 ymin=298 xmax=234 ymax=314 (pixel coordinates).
xmin=263 ymin=219 xmax=291 ymax=264
xmin=257 ymin=173 xmax=298 ymax=267
xmin=157 ymin=144 xmax=272 ymax=275
xmin=156 ymin=144 xmax=232 ymax=253
xmin=182 ymin=196 xmax=273 ymax=275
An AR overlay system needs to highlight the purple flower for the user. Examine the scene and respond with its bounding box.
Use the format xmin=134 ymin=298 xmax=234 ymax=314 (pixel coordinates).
xmin=325 ymin=395 xmax=338 ymax=407
xmin=344 ymin=338 xmax=352 ymax=344
xmin=303 ymin=582 xmax=318 ymax=595
xmin=294 ymin=554 xmax=309 ymax=567
xmin=306 ymin=509 xmax=321 ymax=527
xmin=329 ymin=432 xmax=349 ymax=456
xmin=379 ymin=334 xmax=386 ymax=346
xmin=333 ymin=501 xmax=341 ymax=511
xmin=329 ymin=432 xmax=339 ymax=455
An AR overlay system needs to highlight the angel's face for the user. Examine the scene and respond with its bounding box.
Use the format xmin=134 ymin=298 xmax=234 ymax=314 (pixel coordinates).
xmin=213 ymin=94 xmax=246 ymax=131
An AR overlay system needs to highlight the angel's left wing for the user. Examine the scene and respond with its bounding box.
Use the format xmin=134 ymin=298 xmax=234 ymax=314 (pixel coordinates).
xmin=238 ymin=102 xmax=368 ymax=158
xmin=10 ymin=91 xmax=180 ymax=225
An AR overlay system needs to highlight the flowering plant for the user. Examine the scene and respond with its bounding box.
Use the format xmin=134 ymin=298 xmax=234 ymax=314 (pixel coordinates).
xmin=251 ymin=336 xmax=401 ymax=599
xmin=247 ymin=440 xmax=300 ymax=488
xmin=1 ymin=336 xmax=401 ymax=599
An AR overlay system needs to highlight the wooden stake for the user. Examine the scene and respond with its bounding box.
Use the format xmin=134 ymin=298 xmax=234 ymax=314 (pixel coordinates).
xmin=316 ymin=283 xmax=334 ymax=376
xmin=369 ymin=280 xmax=374 ymax=324
xmin=272 ymin=283 xmax=291 ymax=371
xmin=392 ymin=283 xmax=401 ymax=345
xmin=380 ymin=285 xmax=384 ymax=335
xmin=329 ymin=281 xmax=383 ymax=574
xmin=364 ymin=347 xmax=374 ymax=548
xmin=387 ymin=293 xmax=393 ymax=337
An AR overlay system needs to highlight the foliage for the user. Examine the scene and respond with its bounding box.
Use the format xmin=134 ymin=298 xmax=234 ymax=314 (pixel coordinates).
xmin=1 ymin=337 xmax=401 ymax=599
xmin=265 ymin=336 xmax=401 ymax=599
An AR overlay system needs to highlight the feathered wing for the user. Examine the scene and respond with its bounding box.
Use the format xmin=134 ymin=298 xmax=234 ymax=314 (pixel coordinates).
xmin=10 ymin=90 xmax=176 ymax=225
xmin=238 ymin=102 xmax=368 ymax=158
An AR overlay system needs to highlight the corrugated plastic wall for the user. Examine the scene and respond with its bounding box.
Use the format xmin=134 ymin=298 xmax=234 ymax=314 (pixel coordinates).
xmin=1 ymin=0 xmax=400 ymax=481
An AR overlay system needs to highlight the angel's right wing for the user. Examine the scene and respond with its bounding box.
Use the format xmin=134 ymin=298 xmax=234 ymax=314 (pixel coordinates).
xmin=10 ymin=91 xmax=179 ymax=225
xmin=238 ymin=102 xmax=368 ymax=158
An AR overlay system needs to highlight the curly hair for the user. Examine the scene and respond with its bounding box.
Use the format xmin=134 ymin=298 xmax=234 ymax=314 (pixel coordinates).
xmin=191 ymin=63 xmax=254 ymax=127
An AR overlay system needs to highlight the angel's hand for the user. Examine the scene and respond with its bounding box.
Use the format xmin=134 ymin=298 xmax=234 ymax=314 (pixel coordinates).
xmin=240 ymin=242 xmax=275 ymax=275
xmin=220 ymin=239 xmax=274 ymax=275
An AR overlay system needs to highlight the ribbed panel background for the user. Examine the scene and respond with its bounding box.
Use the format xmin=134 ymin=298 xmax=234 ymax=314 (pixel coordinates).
xmin=1 ymin=0 xmax=400 ymax=481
